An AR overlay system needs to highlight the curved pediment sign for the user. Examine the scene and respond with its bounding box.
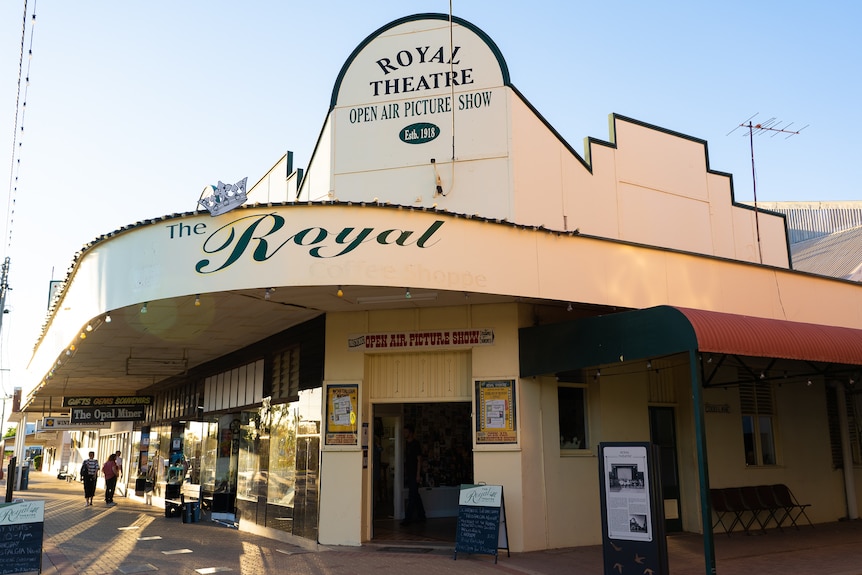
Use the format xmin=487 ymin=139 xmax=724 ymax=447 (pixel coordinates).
xmin=329 ymin=14 xmax=511 ymax=181
xmin=331 ymin=14 xmax=509 ymax=109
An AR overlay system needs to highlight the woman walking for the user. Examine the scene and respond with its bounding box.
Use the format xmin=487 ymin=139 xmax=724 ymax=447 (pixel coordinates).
xmin=102 ymin=453 xmax=119 ymax=505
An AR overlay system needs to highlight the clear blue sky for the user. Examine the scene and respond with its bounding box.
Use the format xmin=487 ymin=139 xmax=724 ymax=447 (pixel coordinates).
xmin=0 ymin=1 xmax=859 ymax=405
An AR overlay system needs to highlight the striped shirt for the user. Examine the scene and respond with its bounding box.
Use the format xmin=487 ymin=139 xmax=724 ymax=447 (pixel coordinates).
xmin=83 ymin=458 xmax=99 ymax=477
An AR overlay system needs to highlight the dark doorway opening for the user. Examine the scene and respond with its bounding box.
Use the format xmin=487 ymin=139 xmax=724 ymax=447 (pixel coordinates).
xmin=372 ymin=402 xmax=472 ymax=543
xmin=649 ymin=406 xmax=682 ymax=533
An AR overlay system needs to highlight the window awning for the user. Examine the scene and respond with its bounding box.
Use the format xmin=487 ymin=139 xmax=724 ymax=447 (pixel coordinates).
xmin=519 ymin=305 xmax=862 ymax=377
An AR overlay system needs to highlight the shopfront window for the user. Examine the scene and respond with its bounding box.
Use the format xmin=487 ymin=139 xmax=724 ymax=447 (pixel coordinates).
xmin=235 ymin=389 xmax=321 ymax=538
xmin=237 ymin=410 xmax=268 ymax=501
xmin=558 ymin=385 xmax=588 ymax=451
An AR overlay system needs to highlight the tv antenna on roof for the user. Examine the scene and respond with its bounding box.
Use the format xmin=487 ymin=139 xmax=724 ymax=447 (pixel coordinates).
xmin=727 ymin=114 xmax=807 ymax=264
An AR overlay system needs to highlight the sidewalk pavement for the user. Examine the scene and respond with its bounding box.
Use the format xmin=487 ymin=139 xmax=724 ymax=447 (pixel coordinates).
xmin=4 ymin=471 xmax=862 ymax=575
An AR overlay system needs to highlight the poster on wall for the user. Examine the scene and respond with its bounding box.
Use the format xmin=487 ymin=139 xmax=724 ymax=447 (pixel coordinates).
xmin=325 ymin=383 xmax=359 ymax=446
xmin=475 ymin=379 xmax=517 ymax=444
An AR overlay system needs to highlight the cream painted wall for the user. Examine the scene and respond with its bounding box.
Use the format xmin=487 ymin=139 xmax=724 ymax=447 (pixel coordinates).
xmin=323 ymin=304 xmax=534 ymax=548
xmin=317 ymin=450 xmax=364 ymax=546
xmin=507 ymin=95 xmax=790 ymax=268
xmin=298 ymin=116 xmax=334 ymax=202
xmin=668 ymin=362 xmax=700 ymax=533
xmin=702 ymin=376 xmax=855 ymax=527
xmin=535 ymin=375 xmax=603 ymax=549
xmin=28 ymin=201 xmax=860 ymax=404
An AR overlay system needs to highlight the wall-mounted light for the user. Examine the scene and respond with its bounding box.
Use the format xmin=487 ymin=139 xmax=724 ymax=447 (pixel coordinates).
xmin=79 ymin=331 xmax=87 ymax=340
xmin=141 ymin=302 xmax=148 ymax=314
xmin=264 ymin=288 xmax=273 ymax=301
xmin=807 ymin=379 xmax=813 ymax=386
xmin=567 ymin=302 xmax=573 ymax=312
xmin=594 ymin=369 xmax=601 ymax=380
xmin=759 ymin=372 xmax=766 ymax=380
xmin=104 ymin=313 xmax=112 ymax=323
xmin=194 ymin=294 xmax=201 ymax=307
xmin=646 ymin=361 xmax=652 ymax=369
xmin=405 ymin=287 xmax=412 ymax=299
xmin=86 ymin=323 xmax=93 ymax=332
xmin=337 ymin=286 xmax=344 ymax=298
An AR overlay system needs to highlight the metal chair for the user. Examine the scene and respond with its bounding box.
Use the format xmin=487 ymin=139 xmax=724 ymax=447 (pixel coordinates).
xmin=710 ymin=488 xmax=736 ymax=535
xmin=771 ymin=483 xmax=814 ymax=529
xmin=754 ymin=484 xmax=784 ymax=531
xmin=721 ymin=487 xmax=757 ymax=534
xmin=739 ymin=485 xmax=768 ymax=532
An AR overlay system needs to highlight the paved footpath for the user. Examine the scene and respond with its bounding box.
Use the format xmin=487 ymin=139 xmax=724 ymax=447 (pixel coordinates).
xmin=5 ymin=472 xmax=862 ymax=574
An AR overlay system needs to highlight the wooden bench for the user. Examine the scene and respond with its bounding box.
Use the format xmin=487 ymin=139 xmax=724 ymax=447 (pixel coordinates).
xmin=164 ymin=483 xmax=201 ymax=518
xmin=710 ymin=484 xmax=812 ymax=535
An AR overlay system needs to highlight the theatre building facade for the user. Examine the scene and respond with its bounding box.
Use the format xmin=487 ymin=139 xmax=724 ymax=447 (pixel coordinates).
xmin=16 ymin=12 xmax=862 ymax=566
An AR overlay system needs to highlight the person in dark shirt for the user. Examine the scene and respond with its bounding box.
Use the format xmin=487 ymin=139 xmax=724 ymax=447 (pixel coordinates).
xmin=401 ymin=424 xmax=426 ymax=525
xmin=81 ymin=451 xmax=99 ymax=506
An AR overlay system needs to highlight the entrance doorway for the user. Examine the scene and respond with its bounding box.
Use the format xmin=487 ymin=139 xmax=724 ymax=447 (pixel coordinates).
xmin=372 ymin=402 xmax=473 ymax=543
xmin=649 ymin=406 xmax=683 ymax=532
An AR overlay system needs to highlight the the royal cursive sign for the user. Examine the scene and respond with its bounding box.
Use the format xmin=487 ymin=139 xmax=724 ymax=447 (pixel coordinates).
xmin=194 ymin=213 xmax=445 ymax=273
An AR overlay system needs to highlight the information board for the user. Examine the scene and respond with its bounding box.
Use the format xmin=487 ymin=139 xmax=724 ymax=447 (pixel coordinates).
xmin=454 ymin=484 xmax=509 ymax=563
xmin=0 ymin=500 xmax=45 ymax=575
xmin=597 ymin=443 xmax=668 ymax=575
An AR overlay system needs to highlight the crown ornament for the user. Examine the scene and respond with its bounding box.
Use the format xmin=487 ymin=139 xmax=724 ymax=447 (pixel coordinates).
xmin=198 ymin=177 xmax=248 ymax=216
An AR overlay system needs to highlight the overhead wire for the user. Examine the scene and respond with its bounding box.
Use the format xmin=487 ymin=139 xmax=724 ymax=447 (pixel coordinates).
xmin=1 ymin=0 xmax=38 ymax=403
xmin=6 ymin=0 xmax=37 ymax=256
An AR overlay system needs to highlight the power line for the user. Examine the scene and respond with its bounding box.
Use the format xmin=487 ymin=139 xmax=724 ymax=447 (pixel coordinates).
xmin=5 ymin=0 xmax=38 ymax=257
xmin=1 ymin=0 xmax=37 ymax=412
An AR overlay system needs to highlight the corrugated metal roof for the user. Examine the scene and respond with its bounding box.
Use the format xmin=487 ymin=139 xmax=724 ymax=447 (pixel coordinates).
xmin=790 ymin=225 xmax=862 ymax=280
xmin=675 ymin=307 xmax=862 ymax=366
xmin=745 ymin=201 xmax=862 ymax=244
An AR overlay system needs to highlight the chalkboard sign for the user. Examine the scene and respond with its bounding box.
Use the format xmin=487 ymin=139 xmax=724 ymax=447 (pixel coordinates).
xmin=454 ymin=484 xmax=509 ymax=563
xmin=0 ymin=500 xmax=45 ymax=575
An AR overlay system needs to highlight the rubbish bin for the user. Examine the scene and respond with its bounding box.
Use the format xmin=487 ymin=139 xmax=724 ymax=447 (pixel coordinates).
xmin=182 ymin=500 xmax=200 ymax=524
xmin=164 ymin=483 xmax=182 ymax=518
xmin=15 ymin=464 xmax=30 ymax=490
xmin=135 ymin=477 xmax=147 ymax=497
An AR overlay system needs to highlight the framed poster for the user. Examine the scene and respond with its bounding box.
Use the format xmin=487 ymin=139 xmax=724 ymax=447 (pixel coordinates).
xmin=325 ymin=383 xmax=359 ymax=446
xmin=475 ymin=379 xmax=517 ymax=444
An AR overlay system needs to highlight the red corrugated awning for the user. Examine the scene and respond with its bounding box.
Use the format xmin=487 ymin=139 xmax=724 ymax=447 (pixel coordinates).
xmin=520 ymin=305 xmax=862 ymax=377
xmin=675 ymin=307 xmax=862 ymax=366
